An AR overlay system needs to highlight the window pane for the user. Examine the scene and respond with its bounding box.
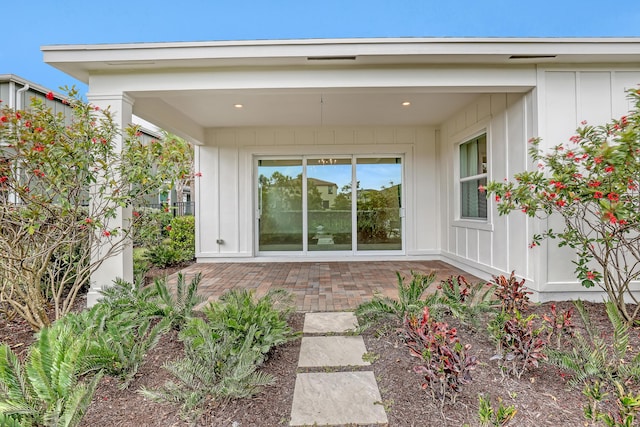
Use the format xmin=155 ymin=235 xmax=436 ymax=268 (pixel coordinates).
xmin=356 ymin=157 xmax=402 ymax=251
xmin=258 ymin=160 xmax=303 ymax=251
xmin=307 ymin=158 xmax=352 ymax=251
xmin=460 ymin=135 xmax=487 ymax=178
xmin=461 ymin=177 xmax=487 ymax=219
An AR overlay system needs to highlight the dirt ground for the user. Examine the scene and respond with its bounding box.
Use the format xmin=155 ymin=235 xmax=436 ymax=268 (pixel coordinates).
xmin=1 ymin=295 xmax=639 ymax=426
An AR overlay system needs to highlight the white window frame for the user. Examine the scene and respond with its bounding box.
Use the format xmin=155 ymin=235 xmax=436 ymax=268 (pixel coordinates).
xmin=453 ymin=127 xmax=492 ymax=231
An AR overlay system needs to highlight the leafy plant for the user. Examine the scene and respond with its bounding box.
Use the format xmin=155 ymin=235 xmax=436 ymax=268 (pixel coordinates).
xmin=98 ymin=277 xmax=162 ymax=320
xmin=169 ymin=215 xmax=195 ymax=260
xmin=140 ymin=318 xmax=274 ymax=422
xmin=491 ymin=271 xmax=531 ymax=314
xmin=478 ymin=394 xmax=517 ymax=426
xmin=87 ymin=314 xmax=170 ymax=388
xmin=153 ymin=273 xmax=204 ymax=330
xmin=143 ymin=244 xmax=186 ymax=268
xmin=546 ymin=300 xmax=640 ymax=389
xmin=485 ymin=88 xmax=640 ymax=324
xmin=202 ymin=288 xmax=297 ymax=356
xmin=356 ymin=271 xmax=440 ymax=328
xmin=542 ymin=303 xmax=575 ymax=348
xmin=491 ymin=311 xmax=548 ymax=379
xmin=0 ymin=91 xmax=167 ymax=330
xmin=435 ymin=275 xmax=497 ymax=329
xmin=583 ymin=380 xmax=640 ymax=427
xmin=404 ymin=306 xmax=478 ymax=405
xmin=0 ymin=326 xmax=102 ymax=426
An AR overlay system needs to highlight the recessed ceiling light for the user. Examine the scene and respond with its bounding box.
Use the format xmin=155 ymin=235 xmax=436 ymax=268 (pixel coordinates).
xmin=234 ymin=104 xmax=243 ymax=109
xmin=401 ymin=101 xmax=411 ymax=107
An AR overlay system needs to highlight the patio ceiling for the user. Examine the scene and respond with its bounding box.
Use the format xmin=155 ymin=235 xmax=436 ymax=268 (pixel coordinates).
xmin=128 ymin=88 xmax=480 ymax=129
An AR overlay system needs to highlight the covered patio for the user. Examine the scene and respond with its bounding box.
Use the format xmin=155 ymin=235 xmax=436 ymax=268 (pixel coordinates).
xmin=172 ymin=260 xmax=479 ymax=311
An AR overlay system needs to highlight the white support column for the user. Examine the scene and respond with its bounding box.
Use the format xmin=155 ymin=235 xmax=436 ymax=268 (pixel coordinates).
xmin=86 ymin=93 xmax=135 ymax=306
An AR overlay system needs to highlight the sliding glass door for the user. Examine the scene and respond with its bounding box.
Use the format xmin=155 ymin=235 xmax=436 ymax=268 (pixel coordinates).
xmin=258 ymin=159 xmax=303 ymax=252
xmin=356 ymin=158 xmax=403 ymax=251
xmin=257 ymin=156 xmax=403 ymax=254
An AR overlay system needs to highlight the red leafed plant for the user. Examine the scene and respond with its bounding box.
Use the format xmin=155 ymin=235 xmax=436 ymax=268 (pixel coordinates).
xmin=404 ymin=306 xmax=478 ymax=405
xmin=492 ymin=271 xmax=532 ymax=314
xmin=497 ymin=311 xmax=548 ymax=379
xmin=542 ymin=303 xmax=575 ymax=348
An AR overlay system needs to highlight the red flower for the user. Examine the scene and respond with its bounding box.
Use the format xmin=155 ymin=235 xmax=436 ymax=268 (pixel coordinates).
xmin=478 ymin=185 xmax=486 ymax=193
xmin=587 ymin=181 xmax=601 ymax=188
xmin=15 ymin=112 xmax=21 ymax=119
xmin=46 ymin=92 xmax=54 ymax=100
xmin=195 ymin=172 xmax=203 ymax=177
xmin=594 ymin=157 xmax=603 ymax=164
xmin=24 ymin=121 xmax=32 ymax=128
xmin=85 ymin=217 xmax=93 ymax=224
xmin=556 ymin=199 xmax=566 ymax=207
xmin=102 ymin=230 xmax=111 ymax=237
xmin=569 ymin=135 xmax=581 ymax=143
xmin=32 ymin=144 xmax=44 ymax=152
xmin=0 ymin=176 xmax=7 ymax=183
xmin=607 ymin=193 xmax=619 ymax=202
xmin=504 ymin=191 xmax=512 ymax=198
xmin=605 ymin=165 xmax=614 ymax=173
xmin=0 ymin=116 xmax=7 ymax=123
xmin=594 ymin=191 xmax=603 ymax=199
xmin=132 ymin=211 xmax=141 ymax=218
xmin=35 ymin=127 xmax=44 ymax=133
xmin=581 ymin=120 xmax=588 ymax=125
xmin=587 ymin=271 xmax=596 ymax=280
xmin=495 ymin=195 xmax=501 ymax=202
xmin=33 ymin=169 xmax=45 ymax=177
xmin=605 ymin=212 xmax=617 ymax=224
xmin=166 ymin=225 xmax=172 ymax=231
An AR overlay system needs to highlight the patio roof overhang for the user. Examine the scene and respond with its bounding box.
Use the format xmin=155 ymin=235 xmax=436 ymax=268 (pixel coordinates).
xmin=42 ymin=37 xmax=640 ymax=144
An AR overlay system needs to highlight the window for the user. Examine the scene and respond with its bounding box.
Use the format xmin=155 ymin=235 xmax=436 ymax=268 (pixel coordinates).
xmin=459 ymin=134 xmax=487 ymax=219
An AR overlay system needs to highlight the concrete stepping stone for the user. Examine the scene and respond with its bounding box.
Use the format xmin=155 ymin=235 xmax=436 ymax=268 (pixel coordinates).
xmin=303 ymin=312 xmax=358 ymax=334
xmin=289 ymin=371 xmax=388 ymax=426
xmin=298 ymin=336 xmax=370 ymax=367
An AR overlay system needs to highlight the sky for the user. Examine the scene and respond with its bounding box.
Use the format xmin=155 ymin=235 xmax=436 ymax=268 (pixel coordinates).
xmin=3 ymin=0 xmax=640 ymax=95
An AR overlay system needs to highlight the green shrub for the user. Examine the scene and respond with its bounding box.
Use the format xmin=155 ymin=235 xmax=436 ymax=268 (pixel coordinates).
xmin=0 ymin=326 xmax=102 ymax=426
xmin=140 ymin=319 xmax=273 ymax=422
xmin=132 ymin=207 xmax=173 ymax=247
xmin=356 ymin=271 xmax=440 ymax=329
xmin=154 ymin=273 xmax=204 ymax=330
xmin=144 ymin=244 xmax=185 ymax=268
xmin=202 ymin=288 xmax=297 ymax=356
xmin=169 ymin=215 xmax=195 ymax=260
xmin=435 ymin=275 xmax=497 ymax=330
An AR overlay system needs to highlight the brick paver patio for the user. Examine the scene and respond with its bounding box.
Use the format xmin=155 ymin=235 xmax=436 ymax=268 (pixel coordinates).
xmin=172 ymin=260 xmax=478 ymax=311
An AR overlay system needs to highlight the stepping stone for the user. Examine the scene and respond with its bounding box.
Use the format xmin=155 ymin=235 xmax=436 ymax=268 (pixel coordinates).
xmin=290 ymin=371 xmax=388 ymax=426
xmin=303 ymin=312 xmax=358 ymax=334
xmin=298 ymin=336 xmax=370 ymax=367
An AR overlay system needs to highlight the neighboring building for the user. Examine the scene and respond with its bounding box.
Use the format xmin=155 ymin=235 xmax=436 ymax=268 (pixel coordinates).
xmin=308 ymin=177 xmax=338 ymax=209
xmin=42 ymin=37 xmax=640 ymax=304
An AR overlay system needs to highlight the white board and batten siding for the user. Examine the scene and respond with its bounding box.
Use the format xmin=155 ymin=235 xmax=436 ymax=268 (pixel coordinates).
xmin=535 ymin=68 xmax=640 ymax=300
xmin=438 ymin=93 xmax=537 ymax=291
xmin=195 ymin=126 xmax=441 ymax=259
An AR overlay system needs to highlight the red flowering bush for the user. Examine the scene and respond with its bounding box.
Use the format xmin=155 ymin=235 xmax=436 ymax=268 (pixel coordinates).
xmin=0 ymin=89 xmax=166 ymax=330
xmin=486 ymin=88 xmax=640 ymax=324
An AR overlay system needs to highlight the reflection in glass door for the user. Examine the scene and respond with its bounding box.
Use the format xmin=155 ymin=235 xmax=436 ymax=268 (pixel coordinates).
xmin=257 ymin=156 xmax=402 ymax=254
xmin=258 ymin=159 xmax=303 ymax=251
xmin=307 ymin=159 xmax=352 ymax=251
xmin=356 ymin=158 xmax=402 ymax=251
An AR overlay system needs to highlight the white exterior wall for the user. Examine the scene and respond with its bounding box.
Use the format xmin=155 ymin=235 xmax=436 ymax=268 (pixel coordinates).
xmin=195 ymin=126 xmax=439 ymax=260
xmin=535 ymin=68 xmax=640 ymax=300
xmin=438 ymin=92 xmax=537 ymax=288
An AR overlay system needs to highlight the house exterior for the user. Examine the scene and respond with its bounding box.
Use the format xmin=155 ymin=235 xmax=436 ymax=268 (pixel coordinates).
xmin=42 ymin=38 xmax=640 ymax=305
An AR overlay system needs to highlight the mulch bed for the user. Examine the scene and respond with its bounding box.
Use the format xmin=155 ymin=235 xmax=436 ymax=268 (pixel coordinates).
xmin=1 ymin=297 xmax=639 ymax=426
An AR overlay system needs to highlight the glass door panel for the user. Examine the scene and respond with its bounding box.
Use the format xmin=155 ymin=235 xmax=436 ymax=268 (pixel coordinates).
xmin=258 ymin=159 xmax=303 ymax=252
xmin=307 ymin=158 xmax=352 ymax=251
xmin=356 ymin=158 xmax=402 ymax=251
